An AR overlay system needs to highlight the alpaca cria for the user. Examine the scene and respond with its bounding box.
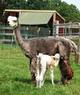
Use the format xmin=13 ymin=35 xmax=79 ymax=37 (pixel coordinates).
xmin=8 ymin=16 xmax=77 ymax=84
xmin=36 ymin=53 xmax=60 ymax=88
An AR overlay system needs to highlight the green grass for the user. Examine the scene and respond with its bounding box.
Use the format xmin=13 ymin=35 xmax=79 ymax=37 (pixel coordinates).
xmin=0 ymin=44 xmax=80 ymax=95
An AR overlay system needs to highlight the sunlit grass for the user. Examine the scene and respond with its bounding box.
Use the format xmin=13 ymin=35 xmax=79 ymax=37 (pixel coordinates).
xmin=0 ymin=44 xmax=80 ymax=95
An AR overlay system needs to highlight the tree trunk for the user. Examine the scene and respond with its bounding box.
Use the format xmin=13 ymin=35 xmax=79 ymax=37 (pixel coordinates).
xmin=0 ymin=0 xmax=7 ymax=23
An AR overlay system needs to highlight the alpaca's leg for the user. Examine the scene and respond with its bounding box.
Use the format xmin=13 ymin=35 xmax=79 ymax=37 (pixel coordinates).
xmin=36 ymin=79 xmax=40 ymax=88
xmin=39 ymin=74 xmax=44 ymax=88
xmin=39 ymin=75 xmax=44 ymax=88
xmin=36 ymin=80 xmax=38 ymax=88
xmin=36 ymin=75 xmax=43 ymax=88
xmin=61 ymin=76 xmax=67 ymax=84
xmin=36 ymin=67 xmax=40 ymax=87
xmin=39 ymin=67 xmax=46 ymax=87
xmin=39 ymin=79 xmax=42 ymax=88
xmin=30 ymin=58 xmax=37 ymax=84
xmin=50 ymin=69 xmax=54 ymax=85
xmin=36 ymin=75 xmax=39 ymax=88
xmin=41 ymin=80 xmax=44 ymax=87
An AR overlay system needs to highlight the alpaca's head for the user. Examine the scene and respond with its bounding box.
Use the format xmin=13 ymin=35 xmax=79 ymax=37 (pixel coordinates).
xmin=51 ymin=53 xmax=60 ymax=66
xmin=54 ymin=53 xmax=60 ymax=60
xmin=7 ymin=16 xmax=18 ymax=28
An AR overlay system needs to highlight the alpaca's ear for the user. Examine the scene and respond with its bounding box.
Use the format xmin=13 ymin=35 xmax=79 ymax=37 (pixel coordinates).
xmin=8 ymin=16 xmax=17 ymax=21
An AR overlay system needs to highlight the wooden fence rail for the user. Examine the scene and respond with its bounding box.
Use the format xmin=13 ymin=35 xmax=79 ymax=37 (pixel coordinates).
xmin=0 ymin=25 xmax=80 ymax=63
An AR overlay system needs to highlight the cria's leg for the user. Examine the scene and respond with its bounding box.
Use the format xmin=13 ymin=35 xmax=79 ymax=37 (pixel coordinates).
xmin=50 ymin=69 xmax=54 ymax=85
xmin=39 ymin=76 xmax=44 ymax=88
xmin=37 ymin=80 xmax=40 ymax=88
xmin=39 ymin=79 xmax=42 ymax=88
xmin=39 ymin=68 xmax=46 ymax=88
xmin=36 ymin=75 xmax=42 ymax=88
xmin=36 ymin=59 xmax=41 ymax=88
xmin=36 ymin=75 xmax=39 ymax=88
xmin=41 ymin=80 xmax=44 ymax=87
xmin=36 ymin=67 xmax=40 ymax=88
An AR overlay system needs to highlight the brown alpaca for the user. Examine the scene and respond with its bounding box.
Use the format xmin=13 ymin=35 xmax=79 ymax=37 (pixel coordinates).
xmin=8 ymin=16 xmax=77 ymax=84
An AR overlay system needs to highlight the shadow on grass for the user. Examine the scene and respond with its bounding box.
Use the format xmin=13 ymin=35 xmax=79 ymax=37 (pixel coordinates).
xmin=45 ymin=79 xmax=62 ymax=85
xmin=14 ymin=77 xmax=32 ymax=84
xmin=14 ymin=77 xmax=62 ymax=86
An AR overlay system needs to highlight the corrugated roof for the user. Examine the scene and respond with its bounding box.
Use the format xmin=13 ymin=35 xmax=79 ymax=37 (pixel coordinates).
xmin=19 ymin=12 xmax=53 ymax=25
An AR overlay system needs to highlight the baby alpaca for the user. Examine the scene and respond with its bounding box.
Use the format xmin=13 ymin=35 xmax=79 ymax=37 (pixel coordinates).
xmin=36 ymin=53 xmax=60 ymax=88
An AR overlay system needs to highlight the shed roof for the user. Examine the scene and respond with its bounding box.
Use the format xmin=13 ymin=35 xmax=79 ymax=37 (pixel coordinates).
xmin=5 ymin=9 xmax=65 ymax=20
xmin=19 ymin=12 xmax=53 ymax=25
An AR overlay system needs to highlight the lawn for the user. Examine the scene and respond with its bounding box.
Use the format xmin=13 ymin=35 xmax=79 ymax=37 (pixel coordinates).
xmin=0 ymin=44 xmax=80 ymax=95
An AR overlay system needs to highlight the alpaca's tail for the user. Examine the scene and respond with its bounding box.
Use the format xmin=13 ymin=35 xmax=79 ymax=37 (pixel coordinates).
xmin=57 ymin=37 xmax=78 ymax=63
xmin=64 ymin=38 xmax=78 ymax=63
xmin=60 ymin=37 xmax=78 ymax=53
xmin=68 ymin=39 xmax=78 ymax=53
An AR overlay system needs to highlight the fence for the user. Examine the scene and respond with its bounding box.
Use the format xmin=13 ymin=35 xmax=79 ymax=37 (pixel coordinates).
xmin=0 ymin=24 xmax=80 ymax=63
xmin=0 ymin=25 xmax=51 ymax=44
xmin=0 ymin=25 xmax=80 ymax=39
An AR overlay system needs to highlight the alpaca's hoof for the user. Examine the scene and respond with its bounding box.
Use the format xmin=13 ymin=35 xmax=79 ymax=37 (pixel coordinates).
xmin=32 ymin=80 xmax=36 ymax=84
xmin=62 ymin=79 xmax=71 ymax=85
xmin=52 ymin=82 xmax=55 ymax=85
xmin=31 ymin=78 xmax=36 ymax=85
xmin=31 ymin=73 xmax=36 ymax=84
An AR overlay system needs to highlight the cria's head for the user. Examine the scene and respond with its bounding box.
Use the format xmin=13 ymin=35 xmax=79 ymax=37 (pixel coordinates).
xmin=55 ymin=53 xmax=60 ymax=59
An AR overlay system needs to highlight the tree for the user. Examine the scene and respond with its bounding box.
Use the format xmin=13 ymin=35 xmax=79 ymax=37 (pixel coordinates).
xmin=58 ymin=2 xmax=80 ymax=22
xmin=6 ymin=0 xmax=28 ymax=9
xmin=0 ymin=0 xmax=7 ymax=23
xmin=4 ymin=0 xmax=80 ymax=22
xmin=27 ymin=0 xmax=48 ymax=9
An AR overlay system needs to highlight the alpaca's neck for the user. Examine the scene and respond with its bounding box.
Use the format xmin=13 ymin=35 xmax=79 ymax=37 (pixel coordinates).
xmin=14 ymin=25 xmax=24 ymax=46
xmin=14 ymin=25 xmax=31 ymax=58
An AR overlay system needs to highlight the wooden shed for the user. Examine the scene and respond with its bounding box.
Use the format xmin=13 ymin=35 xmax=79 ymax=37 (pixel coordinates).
xmin=4 ymin=9 xmax=65 ymax=36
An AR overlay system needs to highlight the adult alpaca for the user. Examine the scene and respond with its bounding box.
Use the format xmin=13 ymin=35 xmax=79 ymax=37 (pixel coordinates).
xmin=8 ymin=16 xmax=77 ymax=84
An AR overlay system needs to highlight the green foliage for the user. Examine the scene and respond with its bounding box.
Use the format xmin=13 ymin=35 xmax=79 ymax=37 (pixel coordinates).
xmin=58 ymin=2 xmax=80 ymax=22
xmin=27 ymin=0 xmax=48 ymax=9
xmin=5 ymin=0 xmax=80 ymax=22
xmin=6 ymin=0 xmax=28 ymax=9
xmin=0 ymin=44 xmax=80 ymax=95
xmin=0 ymin=0 xmax=7 ymax=22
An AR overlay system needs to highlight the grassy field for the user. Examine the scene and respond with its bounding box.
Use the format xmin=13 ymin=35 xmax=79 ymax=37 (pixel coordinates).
xmin=0 ymin=44 xmax=80 ymax=95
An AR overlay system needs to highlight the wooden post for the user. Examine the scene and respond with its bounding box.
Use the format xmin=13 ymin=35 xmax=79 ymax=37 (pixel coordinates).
xmin=78 ymin=23 xmax=80 ymax=64
xmin=76 ymin=52 xmax=80 ymax=64
xmin=78 ymin=53 xmax=80 ymax=64
xmin=78 ymin=42 xmax=80 ymax=64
